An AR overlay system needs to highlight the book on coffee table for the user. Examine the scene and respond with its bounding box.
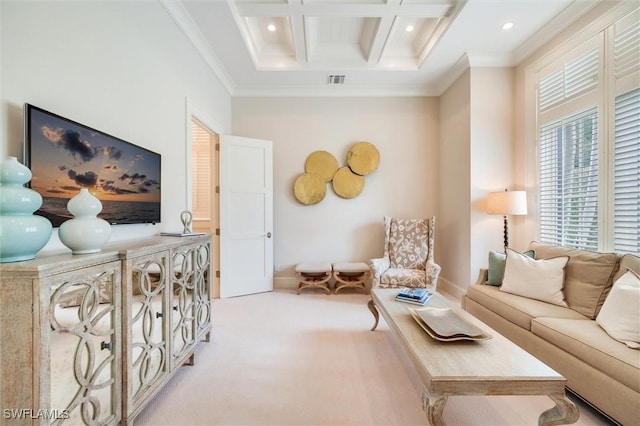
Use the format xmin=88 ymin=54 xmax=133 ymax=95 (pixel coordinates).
xmin=395 ymin=289 xmax=433 ymax=305
xmin=397 ymin=287 xmax=429 ymax=300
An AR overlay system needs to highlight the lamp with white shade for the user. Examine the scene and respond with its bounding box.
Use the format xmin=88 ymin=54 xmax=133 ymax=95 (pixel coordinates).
xmin=487 ymin=189 xmax=527 ymax=248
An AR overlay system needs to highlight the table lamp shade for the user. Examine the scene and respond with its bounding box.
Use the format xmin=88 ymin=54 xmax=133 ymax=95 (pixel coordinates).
xmin=487 ymin=190 xmax=527 ymax=216
xmin=487 ymin=190 xmax=527 ymax=249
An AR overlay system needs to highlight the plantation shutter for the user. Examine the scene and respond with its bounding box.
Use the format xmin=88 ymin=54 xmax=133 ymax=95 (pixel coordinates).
xmin=538 ymin=48 xmax=599 ymax=114
xmin=539 ymin=109 xmax=599 ymax=250
xmin=191 ymin=120 xmax=213 ymax=221
xmin=613 ymin=89 xmax=640 ymax=253
xmin=537 ymin=45 xmax=600 ymax=250
xmin=612 ymin=13 xmax=640 ymax=253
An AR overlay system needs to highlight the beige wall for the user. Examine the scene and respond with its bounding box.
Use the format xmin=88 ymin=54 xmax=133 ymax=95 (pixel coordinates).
xmin=438 ymin=70 xmax=471 ymax=296
xmin=437 ymin=67 xmax=516 ymax=298
xmin=232 ymin=97 xmax=439 ymax=288
xmin=1 ymin=1 xmax=232 ymax=249
xmin=469 ymin=67 xmax=517 ymax=285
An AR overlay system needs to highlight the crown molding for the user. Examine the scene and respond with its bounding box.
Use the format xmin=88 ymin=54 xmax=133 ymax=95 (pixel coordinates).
xmin=160 ymin=0 xmax=236 ymax=96
xmin=511 ymin=0 xmax=600 ymax=65
xmin=433 ymin=53 xmax=470 ymax=96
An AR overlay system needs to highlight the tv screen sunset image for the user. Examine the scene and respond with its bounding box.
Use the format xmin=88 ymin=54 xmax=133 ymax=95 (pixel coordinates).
xmin=26 ymin=106 xmax=161 ymax=227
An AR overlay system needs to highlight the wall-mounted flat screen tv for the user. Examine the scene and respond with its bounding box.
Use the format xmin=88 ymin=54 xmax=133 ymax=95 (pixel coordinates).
xmin=24 ymin=104 xmax=161 ymax=227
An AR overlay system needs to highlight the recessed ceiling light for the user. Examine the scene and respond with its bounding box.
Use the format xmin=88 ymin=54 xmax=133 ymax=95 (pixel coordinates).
xmin=406 ymin=25 xmax=414 ymax=32
xmin=267 ymin=24 xmax=276 ymax=32
xmin=502 ymin=22 xmax=514 ymax=30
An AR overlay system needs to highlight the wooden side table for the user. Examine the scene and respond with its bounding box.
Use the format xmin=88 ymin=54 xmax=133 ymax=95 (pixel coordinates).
xmin=295 ymin=262 xmax=332 ymax=295
xmin=333 ymin=262 xmax=370 ymax=294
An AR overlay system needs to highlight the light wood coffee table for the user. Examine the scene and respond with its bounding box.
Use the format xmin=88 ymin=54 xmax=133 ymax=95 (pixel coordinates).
xmin=368 ymin=289 xmax=579 ymax=426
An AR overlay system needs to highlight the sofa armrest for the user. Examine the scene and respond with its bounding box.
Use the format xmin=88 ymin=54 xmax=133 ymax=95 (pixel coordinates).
xmin=474 ymin=268 xmax=488 ymax=286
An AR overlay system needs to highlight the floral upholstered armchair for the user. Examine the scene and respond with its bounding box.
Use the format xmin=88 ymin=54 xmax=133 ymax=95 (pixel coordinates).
xmin=369 ymin=216 xmax=441 ymax=290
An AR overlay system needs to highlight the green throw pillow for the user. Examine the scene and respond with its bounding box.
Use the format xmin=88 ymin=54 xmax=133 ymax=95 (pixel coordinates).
xmin=486 ymin=249 xmax=535 ymax=286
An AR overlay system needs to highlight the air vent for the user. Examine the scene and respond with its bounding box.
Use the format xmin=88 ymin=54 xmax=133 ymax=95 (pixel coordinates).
xmin=327 ymin=74 xmax=346 ymax=85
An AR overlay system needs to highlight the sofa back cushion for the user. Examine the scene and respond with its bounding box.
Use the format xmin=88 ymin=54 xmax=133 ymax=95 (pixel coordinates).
xmin=528 ymin=241 xmax=620 ymax=319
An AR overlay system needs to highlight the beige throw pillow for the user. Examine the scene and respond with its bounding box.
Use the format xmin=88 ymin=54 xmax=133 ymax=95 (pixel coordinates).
xmin=500 ymin=248 xmax=569 ymax=306
xmin=596 ymin=270 xmax=640 ymax=349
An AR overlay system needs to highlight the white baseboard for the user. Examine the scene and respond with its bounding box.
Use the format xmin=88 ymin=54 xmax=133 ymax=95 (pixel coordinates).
xmin=437 ymin=277 xmax=467 ymax=303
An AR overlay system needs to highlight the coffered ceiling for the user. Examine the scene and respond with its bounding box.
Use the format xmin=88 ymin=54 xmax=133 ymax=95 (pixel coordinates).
xmin=162 ymin=0 xmax=600 ymax=96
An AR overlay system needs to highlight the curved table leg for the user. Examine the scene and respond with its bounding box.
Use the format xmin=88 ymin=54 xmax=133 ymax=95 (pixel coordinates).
xmin=422 ymin=389 xmax=447 ymax=426
xmin=538 ymin=393 xmax=580 ymax=426
xmin=368 ymin=299 xmax=379 ymax=331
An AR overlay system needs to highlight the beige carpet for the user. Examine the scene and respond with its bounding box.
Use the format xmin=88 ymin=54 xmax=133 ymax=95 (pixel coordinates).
xmin=136 ymin=290 xmax=614 ymax=426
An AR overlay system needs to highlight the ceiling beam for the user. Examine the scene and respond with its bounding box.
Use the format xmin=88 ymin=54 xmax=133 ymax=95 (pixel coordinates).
xmin=234 ymin=3 xmax=453 ymax=18
xmin=288 ymin=1 xmax=307 ymax=64
xmin=367 ymin=15 xmax=396 ymax=65
xmin=417 ymin=0 xmax=466 ymax=67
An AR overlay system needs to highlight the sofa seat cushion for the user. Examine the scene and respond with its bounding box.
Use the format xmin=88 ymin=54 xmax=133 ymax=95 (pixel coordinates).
xmin=465 ymin=284 xmax=586 ymax=331
xmin=532 ymin=317 xmax=640 ymax=393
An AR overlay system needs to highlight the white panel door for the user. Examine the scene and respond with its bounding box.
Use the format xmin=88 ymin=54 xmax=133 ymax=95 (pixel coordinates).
xmin=219 ymin=135 xmax=273 ymax=298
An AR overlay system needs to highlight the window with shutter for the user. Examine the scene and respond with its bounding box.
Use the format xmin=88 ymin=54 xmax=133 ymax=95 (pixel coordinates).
xmin=537 ymin=46 xmax=600 ymax=251
xmin=538 ymin=48 xmax=598 ymax=114
xmin=534 ymin=7 xmax=639 ymax=254
xmin=539 ymin=108 xmax=599 ymax=250
xmin=613 ymin=88 xmax=640 ymax=253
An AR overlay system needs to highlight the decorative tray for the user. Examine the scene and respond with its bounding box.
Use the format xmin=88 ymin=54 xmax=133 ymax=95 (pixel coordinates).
xmin=409 ymin=307 xmax=492 ymax=342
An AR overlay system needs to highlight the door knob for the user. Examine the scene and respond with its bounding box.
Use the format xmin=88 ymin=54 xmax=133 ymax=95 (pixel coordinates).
xmin=266 ymin=232 xmax=272 ymax=238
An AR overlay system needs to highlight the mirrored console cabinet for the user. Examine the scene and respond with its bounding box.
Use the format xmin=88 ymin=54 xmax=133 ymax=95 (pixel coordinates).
xmin=0 ymin=235 xmax=212 ymax=425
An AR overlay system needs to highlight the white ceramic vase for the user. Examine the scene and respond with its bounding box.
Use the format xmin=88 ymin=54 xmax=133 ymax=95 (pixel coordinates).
xmin=0 ymin=156 xmax=53 ymax=262
xmin=59 ymin=188 xmax=111 ymax=254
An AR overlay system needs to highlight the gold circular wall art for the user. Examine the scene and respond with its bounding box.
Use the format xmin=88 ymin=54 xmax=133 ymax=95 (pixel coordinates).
xmin=293 ymin=173 xmax=326 ymax=205
xmin=347 ymin=141 xmax=380 ymax=176
xmin=332 ymin=167 xmax=365 ymax=199
xmin=305 ymin=150 xmax=338 ymax=182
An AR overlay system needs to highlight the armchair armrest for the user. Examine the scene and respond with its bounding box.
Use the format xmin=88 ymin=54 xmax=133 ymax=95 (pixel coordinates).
xmin=369 ymin=257 xmax=389 ymax=275
xmin=368 ymin=257 xmax=390 ymax=288
xmin=425 ymin=261 xmax=441 ymax=287
xmin=475 ymin=268 xmax=488 ymax=286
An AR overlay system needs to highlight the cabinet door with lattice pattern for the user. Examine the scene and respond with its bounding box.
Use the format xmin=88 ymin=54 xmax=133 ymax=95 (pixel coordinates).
xmin=169 ymin=240 xmax=211 ymax=369
xmin=122 ymin=252 xmax=169 ymax=418
xmin=49 ymin=261 xmax=121 ymax=426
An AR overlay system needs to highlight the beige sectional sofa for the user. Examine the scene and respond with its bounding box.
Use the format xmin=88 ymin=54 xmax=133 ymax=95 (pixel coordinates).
xmin=462 ymin=241 xmax=640 ymax=425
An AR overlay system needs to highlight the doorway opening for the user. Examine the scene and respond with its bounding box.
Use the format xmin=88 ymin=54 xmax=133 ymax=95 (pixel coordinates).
xmin=190 ymin=118 xmax=220 ymax=297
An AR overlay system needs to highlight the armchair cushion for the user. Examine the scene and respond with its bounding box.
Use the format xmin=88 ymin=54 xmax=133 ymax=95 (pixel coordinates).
xmin=380 ymin=268 xmax=427 ymax=288
xmin=388 ymin=218 xmax=429 ymax=270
